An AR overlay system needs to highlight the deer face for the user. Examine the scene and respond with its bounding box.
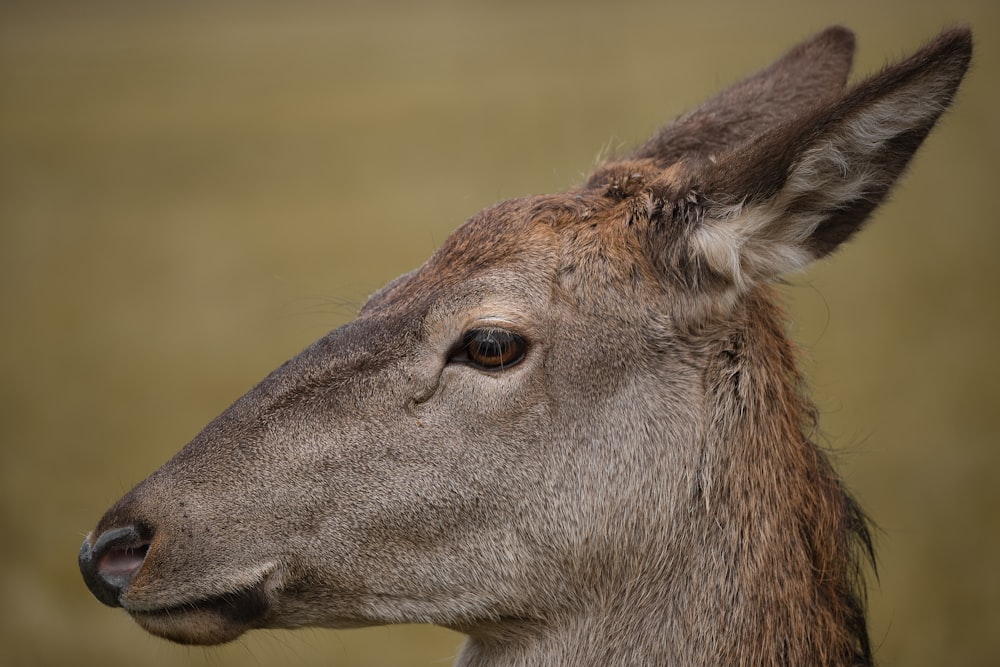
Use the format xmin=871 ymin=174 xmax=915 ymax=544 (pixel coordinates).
xmin=78 ymin=192 xmax=708 ymax=644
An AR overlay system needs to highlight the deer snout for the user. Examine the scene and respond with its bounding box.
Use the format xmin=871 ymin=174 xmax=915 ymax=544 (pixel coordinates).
xmin=78 ymin=524 xmax=152 ymax=607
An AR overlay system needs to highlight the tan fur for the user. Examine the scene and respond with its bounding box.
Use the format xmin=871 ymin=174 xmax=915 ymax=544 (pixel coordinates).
xmin=79 ymin=26 xmax=971 ymax=666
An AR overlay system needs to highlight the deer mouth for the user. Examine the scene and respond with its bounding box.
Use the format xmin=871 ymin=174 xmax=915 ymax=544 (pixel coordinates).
xmin=126 ymin=581 xmax=271 ymax=645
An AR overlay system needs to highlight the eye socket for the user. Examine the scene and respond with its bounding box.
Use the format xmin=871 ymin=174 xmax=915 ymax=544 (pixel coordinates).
xmin=451 ymin=328 xmax=528 ymax=371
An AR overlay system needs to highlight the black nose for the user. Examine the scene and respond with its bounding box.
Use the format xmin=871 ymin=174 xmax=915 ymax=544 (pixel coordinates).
xmin=78 ymin=524 xmax=152 ymax=607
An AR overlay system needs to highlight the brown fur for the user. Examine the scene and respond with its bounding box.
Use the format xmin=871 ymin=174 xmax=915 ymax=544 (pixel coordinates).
xmin=79 ymin=27 xmax=971 ymax=666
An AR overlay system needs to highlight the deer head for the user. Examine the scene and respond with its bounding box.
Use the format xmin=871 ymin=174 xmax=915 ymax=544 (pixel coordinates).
xmin=79 ymin=26 xmax=971 ymax=666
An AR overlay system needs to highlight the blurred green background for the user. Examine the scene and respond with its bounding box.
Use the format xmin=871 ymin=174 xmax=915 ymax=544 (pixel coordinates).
xmin=1 ymin=1 xmax=996 ymax=665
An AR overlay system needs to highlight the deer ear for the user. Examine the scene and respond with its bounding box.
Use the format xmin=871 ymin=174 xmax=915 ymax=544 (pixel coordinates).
xmin=634 ymin=26 xmax=855 ymax=166
xmin=677 ymin=28 xmax=972 ymax=293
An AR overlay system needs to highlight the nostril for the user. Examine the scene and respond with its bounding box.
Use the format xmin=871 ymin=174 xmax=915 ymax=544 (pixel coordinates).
xmin=98 ymin=540 xmax=150 ymax=580
xmin=79 ymin=523 xmax=152 ymax=608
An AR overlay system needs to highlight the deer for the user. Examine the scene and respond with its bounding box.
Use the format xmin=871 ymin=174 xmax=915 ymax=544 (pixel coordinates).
xmin=79 ymin=26 xmax=971 ymax=666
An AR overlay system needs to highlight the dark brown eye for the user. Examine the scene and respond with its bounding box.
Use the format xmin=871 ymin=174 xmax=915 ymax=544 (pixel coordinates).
xmin=453 ymin=328 xmax=527 ymax=370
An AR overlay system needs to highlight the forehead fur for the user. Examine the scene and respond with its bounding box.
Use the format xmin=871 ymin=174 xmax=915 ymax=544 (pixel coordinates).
xmin=367 ymin=175 xmax=687 ymax=321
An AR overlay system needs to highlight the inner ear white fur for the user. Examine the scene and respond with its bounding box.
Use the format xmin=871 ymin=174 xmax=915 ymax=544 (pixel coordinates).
xmin=691 ymin=200 xmax=818 ymax=293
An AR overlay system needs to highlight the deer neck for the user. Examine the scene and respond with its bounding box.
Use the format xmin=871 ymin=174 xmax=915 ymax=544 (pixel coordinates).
xmin=678 ymin=291 xmax=874 ymax=665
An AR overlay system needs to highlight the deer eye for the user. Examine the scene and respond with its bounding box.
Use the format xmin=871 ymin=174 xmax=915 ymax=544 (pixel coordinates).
xmin=451 ymin=328 xmax=527 ymax=370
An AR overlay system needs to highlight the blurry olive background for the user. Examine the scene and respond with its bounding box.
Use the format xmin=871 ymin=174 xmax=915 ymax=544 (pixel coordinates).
xmin=1 ymin=1 xmax=996 ymax=665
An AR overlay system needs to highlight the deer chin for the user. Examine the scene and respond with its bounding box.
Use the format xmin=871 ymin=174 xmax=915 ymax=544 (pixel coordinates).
xmin=125 ymin=582 xmax=271 ymax=645
xmin=119 ymin=561 xmax=279 ymax=646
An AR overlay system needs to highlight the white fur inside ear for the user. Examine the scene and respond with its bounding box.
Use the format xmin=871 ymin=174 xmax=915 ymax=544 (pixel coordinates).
xmin=691 ymin=200 xmax=818 ymax=291
xmin=690 ymin=76 xmax=948 ymax=291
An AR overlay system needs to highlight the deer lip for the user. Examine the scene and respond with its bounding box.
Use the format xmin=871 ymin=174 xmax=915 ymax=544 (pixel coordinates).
xmin=125 ymin=580 xmax=272 ymax=645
